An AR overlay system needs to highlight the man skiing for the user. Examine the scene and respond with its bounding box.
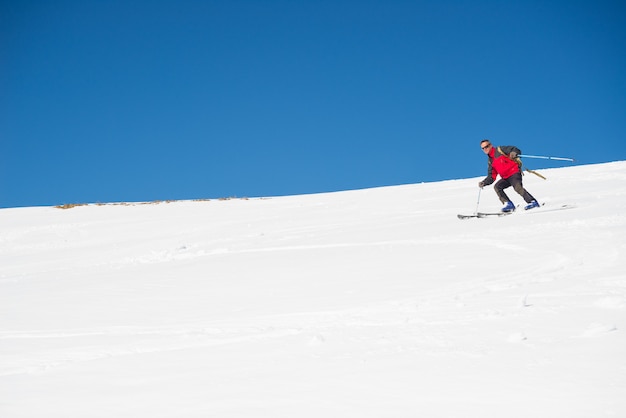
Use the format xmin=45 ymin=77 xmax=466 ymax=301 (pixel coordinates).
xmin=478 ymin=139 xmax=540 ymax=212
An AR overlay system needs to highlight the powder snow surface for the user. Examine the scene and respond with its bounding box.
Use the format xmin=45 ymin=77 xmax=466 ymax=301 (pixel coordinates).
xmin=1 ymin=162 xmax=625 ymax=417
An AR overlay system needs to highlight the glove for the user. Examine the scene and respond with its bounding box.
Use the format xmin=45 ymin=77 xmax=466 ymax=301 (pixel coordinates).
xmin=478 ymin=181 xmax=485 ymax=188
xmin=509 ymin=151 xmax=518 ymax=159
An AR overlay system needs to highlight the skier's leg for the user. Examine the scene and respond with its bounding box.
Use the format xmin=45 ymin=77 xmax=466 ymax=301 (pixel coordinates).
xmin=509 ymin=173 xmax=536 ymax=203
xmin=494 ymin=178 xmax=512 ymax=204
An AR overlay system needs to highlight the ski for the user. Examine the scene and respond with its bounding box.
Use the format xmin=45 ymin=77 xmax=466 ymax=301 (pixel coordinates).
xmin=522 ymin=203 xmax=575 ymax=214
xmin=457 ymin=203 xmax=575 ymax=220
xmin=457 ymin=213 xmax=478 ymax=220
xmin=457 ymin=212 xmax=512 ymax=220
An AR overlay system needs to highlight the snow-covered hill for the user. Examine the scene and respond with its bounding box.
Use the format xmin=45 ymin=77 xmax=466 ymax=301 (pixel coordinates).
xmin=1 ymin=161 xmax=625 ymax=417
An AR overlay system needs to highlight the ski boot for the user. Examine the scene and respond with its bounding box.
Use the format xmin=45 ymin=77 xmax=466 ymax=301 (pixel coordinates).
xmin=524 ymin=200 xmax=540 ymax=210
xmin=501 ymin=201 xmax=515 ymax=213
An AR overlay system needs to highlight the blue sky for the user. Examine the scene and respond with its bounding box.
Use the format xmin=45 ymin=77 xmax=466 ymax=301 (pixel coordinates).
xmin=2 ymin=0 xmax=625 ymax=208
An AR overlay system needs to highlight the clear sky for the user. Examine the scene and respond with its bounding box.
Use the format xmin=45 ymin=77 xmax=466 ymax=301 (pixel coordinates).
xmin=2 ymin=0 xmax=625 ymax=208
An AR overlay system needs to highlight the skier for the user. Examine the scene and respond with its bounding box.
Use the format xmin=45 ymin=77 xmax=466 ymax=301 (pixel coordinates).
xmin=478 ymin=139 xmax=540 ymax=212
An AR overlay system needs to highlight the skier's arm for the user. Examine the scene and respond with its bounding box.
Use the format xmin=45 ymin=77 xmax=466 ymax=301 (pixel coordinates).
xmin=480 ymin=175 xmax=495 ymax=187
xmin=479 ymin=159 xmax=496 ymax=187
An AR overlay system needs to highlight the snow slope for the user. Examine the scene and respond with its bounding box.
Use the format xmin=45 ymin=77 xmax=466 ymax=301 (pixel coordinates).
xmin=1 ymin=161 xmax=625 ymax=418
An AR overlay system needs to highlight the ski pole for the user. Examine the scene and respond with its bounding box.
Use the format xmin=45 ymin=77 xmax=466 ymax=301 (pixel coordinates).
xmin=474 ymin=187 xmax=482 ymax=215
xmin=519 ymin=154 xmax=575 ymax=162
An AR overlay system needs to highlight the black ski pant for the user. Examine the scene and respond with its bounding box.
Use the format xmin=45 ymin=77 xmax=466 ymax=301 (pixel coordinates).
xmin=494 ymin=173 xmax=536 ymax=204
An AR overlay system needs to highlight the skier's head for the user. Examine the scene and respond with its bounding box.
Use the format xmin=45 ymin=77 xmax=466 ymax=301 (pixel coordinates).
xmin=480 ymin=140 xmax=492 ymax=153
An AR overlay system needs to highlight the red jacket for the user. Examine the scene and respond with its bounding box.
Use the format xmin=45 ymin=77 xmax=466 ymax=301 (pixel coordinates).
xmin=482 ymin=145 xmax=522 ymax=185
